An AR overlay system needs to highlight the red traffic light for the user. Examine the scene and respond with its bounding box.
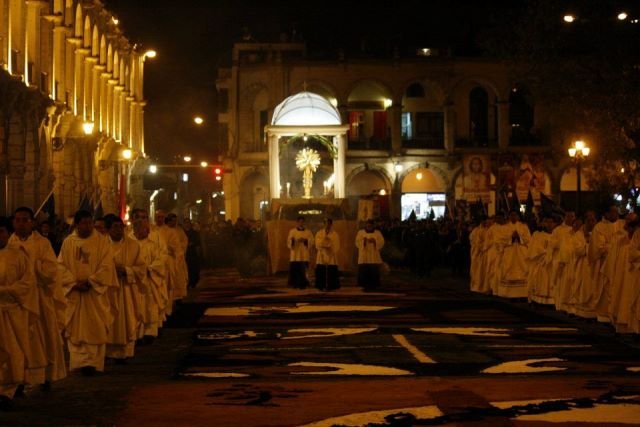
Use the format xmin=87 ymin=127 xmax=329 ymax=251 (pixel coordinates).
xmin=214 ymin=167 xmax=222 ymax=175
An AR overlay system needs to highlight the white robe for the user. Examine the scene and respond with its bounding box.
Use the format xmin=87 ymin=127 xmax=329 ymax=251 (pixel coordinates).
xmin=526 ymin=231 xmax=554 ymax=304
xmin=172 ymin=226 xmax=189 ymax=300
xmin=496 ymin=221 xmax=531 ymax=298
xmin=287 ymin=227 xmax=314 ymax=262
xmin=559 ymin=230 xmax=587 ymax=314
xmin=8 ymin=232 xmax=66 ymax=383
xmin=315 ymin=229 xmax=340 ymax=266
xmin=355 ymin=229 xmax=384 ymax=265
xmin=106 ymin=236 xmax=146 ymax=359
xmin=483 ymin=224 xmax=503 ymax=295
xmin=0 ymin=246 xmax=37 ymax=397
xmin=549 ymin=224 xmax=572 ymax=308
xmin=136 ymin=236 xmax=167 ymax=337
xmin=58 ymin=231 xmax=117 ymax=372
xmin=469 ymin=226 xmax=486 ymax=293
xmin=618 ymin=232 xmax=640 ymax=333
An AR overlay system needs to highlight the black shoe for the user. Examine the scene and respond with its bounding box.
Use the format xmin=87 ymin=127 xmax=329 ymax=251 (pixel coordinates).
xmin=81 ymin=366 xmax=97 ymax=376
xmin=40 ymin=381 xmax=51 ymax=392
xmin=0 ymin=396 xmax=13 ymax=411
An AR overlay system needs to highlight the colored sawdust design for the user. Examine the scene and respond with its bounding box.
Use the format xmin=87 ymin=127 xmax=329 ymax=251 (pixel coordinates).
xmin=482 ymin=358 xmax=567 ymax=374
xmin=289 ymin=362 xmax=414 ymax=376
xmin=413 ymin=327 xmax=511 ymax=337
xmin=182 ymin=372 xmax=250 ymax=378
xmin=300 ymin=405 xmax=443 ymax=427
xmin=204 ymin=304 xmax=395 ymax=316
xmin=283 ymin=328 xmax=378 ymax=340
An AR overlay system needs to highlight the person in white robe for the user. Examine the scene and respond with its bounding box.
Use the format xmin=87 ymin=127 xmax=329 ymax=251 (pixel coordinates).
xmin=575 ymin=211 xmax=598 ymax=318
xmin=133 ymin=221 xmax=167 ymax=340
xmin=355 ymin=220 xmax=385 ymax=291
xmin=526 ymin=216 xmax=555 ymax=304
xmin=586 ymin=205 xmax=626 ymax=322
xmin=623 ymin=221 xmax=640 ymax=333
xmin=287 ymin=216 xmax=314 ymax=289
xmin=153 ymin=210 xmax=181 ymax=314
xmin=557 ymin=219 xmax=586 ymax=314
xmin=608 ymin=215 xmax=638 ymax=331
xmin=104 ymin=214 xmax=146 ymax=361
xmin=469 ymin=219 xmax=488 ymax=293
xmin=483 ymin=215 xmax=505 ymax=295
xmin=58 ymin=210 xmax=117 ymax=375
xmin=9 ymin=207 xmax=66 ymax=389
xmin=315 ymin=218 xmax=340 ymax=291
xmin=496 ymin=210 xmax=531 ymax=298
xmin=167 ymin=213 xmax=189 ymax=300
xmin=0 ymin=217 xmax=37 ymax=409
xmin=550 ymin=211 xmax=575 ymax=310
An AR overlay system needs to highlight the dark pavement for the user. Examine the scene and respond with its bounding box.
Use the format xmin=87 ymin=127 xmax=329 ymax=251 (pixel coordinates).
xmin=3 ymin=268 xmax=640 ymax=426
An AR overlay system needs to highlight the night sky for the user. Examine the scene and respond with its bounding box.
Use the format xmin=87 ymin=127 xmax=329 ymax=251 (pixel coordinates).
xmin=102 ymin=0 xmax=519 ymax=163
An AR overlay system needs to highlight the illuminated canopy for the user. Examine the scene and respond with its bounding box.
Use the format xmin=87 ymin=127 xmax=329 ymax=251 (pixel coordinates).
xmin=271 ymin=91 xmax=341 ymax=126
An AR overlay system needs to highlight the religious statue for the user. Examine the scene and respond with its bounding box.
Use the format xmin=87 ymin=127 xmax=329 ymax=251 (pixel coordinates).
xmin=295 ymin=148 xmax=321 ymax=199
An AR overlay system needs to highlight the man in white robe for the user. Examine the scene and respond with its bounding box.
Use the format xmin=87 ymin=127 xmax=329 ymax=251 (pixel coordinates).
xmin=166 ymin=213 xmax=189 ymax=300
xmin=526 ymin=216 xmax=555 ymax=304
xmin=496 ymin=210 xmax=531 ymax=298
xmin=557 ymin=219 xmax=586 ymax=314
xmin=469 ymin=219 xmax=488 ymax=293
xmin=315 ymin=218 xmax=340 ymax=291
xmin=0 ymin=217 xmax=37 ymax=409
xmin=104 ymin=214 xmax=146 ymax=361
xmin=608 ymin=214 xmax=637 ymax=329
xmin=550 ymin=211 xmax=575 ymax=310
xmin=9 ymin=207 xmax=66 ymax=389
xmin=58 ymin=210 xmax=117 ymax=375
xmin=586 ymin=205 xmax=626 ymax=322
xmin=483 ymin=215 xmax=505 ymax=295
xmin=623 ymin=222 xmax=640 ymax=333
xmin=133 ymin=221 xmax=167 ymax=340
xmin=575 ymin=211 xmax=598 ymax=318
xmin=355 ymin=219 xmax=385 ymax=291
xmin=153 ymin=210 xmax=181 ymax=313
xmin=287 ymin=216 xmax=315 ymax=289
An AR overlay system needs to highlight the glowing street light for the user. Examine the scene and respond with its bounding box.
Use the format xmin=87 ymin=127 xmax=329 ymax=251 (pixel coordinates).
xmin=394 ymin=162 xmax=404 ymax=173
xmin=563 ymin=14 xmax=576 ymax=23
xmin=618 ymin=12 xmax=628 ymax=21
xmin=149 ymin=164 xmax=158 ymax=174
xmin=144 ymin=50 xmax=157 ymax=59
xmin=568 ymin=139 xmax=590 ymax=213
xmin=183 ymin=155 xmax=192 ymax=163
xmin=194 ymin=116 xmax=204 ymax=125
xmin=200 ymin=161 xmax=208 ymax=167
xmin=121 ymin=149 xmax=133 ymax=160
xmin=82 ymin=122 xmax=94 ymax=135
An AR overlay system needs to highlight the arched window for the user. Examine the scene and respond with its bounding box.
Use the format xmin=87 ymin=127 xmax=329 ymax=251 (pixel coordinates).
xmin=509 ymin=86 xmax=536 ymax=145
xmin=469 ymin=87 xmax=489 ymax=146
xmin=405 ymin=83 xmax=425 ymax=98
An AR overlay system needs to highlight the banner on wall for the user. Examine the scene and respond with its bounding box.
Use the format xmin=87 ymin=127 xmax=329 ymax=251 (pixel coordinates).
xmin=462 ymin=154 xmax=491 ymax=202
xmin=516 ymin=154 xmax=546 ymax=202
xmin=497 ymin=153 xmax=517 ymax=194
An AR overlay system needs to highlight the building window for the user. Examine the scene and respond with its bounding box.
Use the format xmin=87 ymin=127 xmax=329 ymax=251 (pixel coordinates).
xmin=469 ymin=87 xmax=489 ymax=146
xmin=401 ymin=112 xmax=413 ymax=140
xmin=258 ymin=109 xmax=268 ymax=147
xmin=509 ymin=86 xmax=536 ymax=145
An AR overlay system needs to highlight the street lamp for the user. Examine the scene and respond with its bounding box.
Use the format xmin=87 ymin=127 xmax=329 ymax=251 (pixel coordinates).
xmin=183 ymin=155 xmax=192 ymax=163
xmin=149 ymin=164 xmax=158 ymax=174
xmin=194 ymin=116 xmax=204 ymax=125
xmin=82 ymin=121 xmax=94 ymax=135
xmin=568 ymin=140 xmax=590 ymax=213
xmin=200 ymin=161 xmax=208 ymax=167
xmin=144 ymin=50 xmax=157 ymax=59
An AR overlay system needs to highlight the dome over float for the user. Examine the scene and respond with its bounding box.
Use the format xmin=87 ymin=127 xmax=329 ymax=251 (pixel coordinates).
xmin=271 ymin=91 xmax=341 ymax=126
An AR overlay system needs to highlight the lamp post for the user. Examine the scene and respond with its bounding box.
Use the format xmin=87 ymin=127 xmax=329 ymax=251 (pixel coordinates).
xmin=568 ymin=140 xmax=590 ymax=213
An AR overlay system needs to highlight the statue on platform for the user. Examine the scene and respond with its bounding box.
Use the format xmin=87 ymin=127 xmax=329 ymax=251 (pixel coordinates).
xmin=295 ymin=148 xmax=321 ymax=199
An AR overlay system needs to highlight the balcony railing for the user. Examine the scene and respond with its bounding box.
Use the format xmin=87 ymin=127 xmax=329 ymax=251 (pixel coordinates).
xmin=455 ymin=137 xmax=498 ymax=148
xmin=402 ymin=137 xmax=444 ymax=150
xmin=348 ymin=137 xmax=391 ymax=151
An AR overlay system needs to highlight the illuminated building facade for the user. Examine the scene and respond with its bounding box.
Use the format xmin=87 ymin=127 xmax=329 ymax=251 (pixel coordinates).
xmin=217 ymin=43 xmax=588 ymax=221
xmin=0 ymin=0 xmax=150 ymax=218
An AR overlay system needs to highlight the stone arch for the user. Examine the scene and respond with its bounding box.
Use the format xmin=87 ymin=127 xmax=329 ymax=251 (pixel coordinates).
xmin=448 ymin=76 xmax=502 ymax=103
xmin=346 ymin=167 xmax=392 ymax=196
xmin=292 ymin=80 xmax=339 ymax=103
xmin=83 ymin=16 xmax=91 ymax=47
xmin=239 ymin=169 xmax=269 ymax=220
xmin=91 ymin=26 xmax=99 ymax=56
xmin=346 ymin=79 xmax=394 ymax=149
xmin=449 ymin=78 xmax=501 ymax=148
xmin=346 ymin=78 xmax=394 ymax=104
xmin=74 ymin=4 xmax=83 ymax=38
xmin=400 ymin=166 xmax=447 ymax=193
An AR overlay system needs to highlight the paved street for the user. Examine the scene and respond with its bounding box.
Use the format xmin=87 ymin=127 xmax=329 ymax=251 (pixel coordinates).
xmin=3 ymin=269 xmax=640 ymax=426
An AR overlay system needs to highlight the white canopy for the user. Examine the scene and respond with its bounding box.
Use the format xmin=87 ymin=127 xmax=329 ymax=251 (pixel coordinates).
xmin=271 ymin=91 xmax=341 ymax=126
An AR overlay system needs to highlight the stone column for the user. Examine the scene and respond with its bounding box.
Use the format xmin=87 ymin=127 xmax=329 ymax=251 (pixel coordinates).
xmin=497 ymin=100 xmax=510 ymax=150
xmin=444 ymin=103 xmax=456 ymax=154
xmin=333 ymin=134 xmax=346 ymax=198
xmin=268 ymin=133 xmax=280 ymax=200
xmin=389 ymin=104 xmax=402 ymax=153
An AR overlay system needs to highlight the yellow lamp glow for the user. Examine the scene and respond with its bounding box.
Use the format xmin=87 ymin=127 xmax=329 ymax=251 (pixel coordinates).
xmin=121 ymin=149 xmax=132 ymax=160
xmin=582 ymin=147 xmax=590 ymax=157
xmin=82 ymin=122 xmax=94 ymax=135
xmin=194 ymin=116 xmax=204 ymax=125
xmin=200 ymin=161 xmax=208 ymax=167
xmin=144 ymin=50 xmax=157 ymax=59
xmin=183 ymin=155 xmax=192 ymax=162
xmin=416 ymin=172 xmax=423 ymax=180
xmin=618 ymin=12 xmax=628 ymax=21
xmin=575 ymin=140 xmax=585 ymax=150
xmin=568 ymin=148 xmax=577 ymax=157
xmin=149 ymin=165 xmax=158 ymax=174
xmin=563 ymin=14 xmax=576 ymax=23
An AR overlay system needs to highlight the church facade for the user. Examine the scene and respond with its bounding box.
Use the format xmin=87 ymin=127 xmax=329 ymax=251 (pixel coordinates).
xmin=217 ymin=42 xmax=589 ymax=222
xmin=0 ymin=0 xmax=150 ymax=219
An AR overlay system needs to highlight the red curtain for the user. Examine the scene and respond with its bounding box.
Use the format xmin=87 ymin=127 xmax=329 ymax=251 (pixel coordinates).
xmin=373 ymin=111 xmax=387 ymax=140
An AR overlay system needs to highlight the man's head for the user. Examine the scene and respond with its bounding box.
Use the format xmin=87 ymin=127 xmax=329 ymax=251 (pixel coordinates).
xmin=155 ymin=209 xmax=166 ymax=226
xmin=12 ymin=207 xmax=35 ymax=238
xmin=39 ymin=222 xmax=51 ymax=236
xmin=104 ymin=214 xmax=124 ymax=241
xmin=324 ymin=217 xmax=333 ymax=230
xmin=508 ymin=210 xmax=520 ymax=224
xmin=542 ymin=216 xmax=555 ymax=232
xmin=133 ymin=220 xmax=150 ymax=240
xmin=604 ymin=204 xmax=619 ymax=222
xmin=165 ymin=213 xmax=177 ymax=227
xmin=74 ymin=210 xmax=94 ymax=238
xmin=563 ymin=210 xmax=576 ymax=226
xmin=94 ymin=217 xmax=106 ymax=235
xmin=365 ymin=219 xmax=375 ymax=232
xmin=183 ymin=218 xmax=192 ymax=230
xmin=296 ymin=216 xmax=305 ymax=228
xmin=0 ymin=216 xmax=12 ymax=248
